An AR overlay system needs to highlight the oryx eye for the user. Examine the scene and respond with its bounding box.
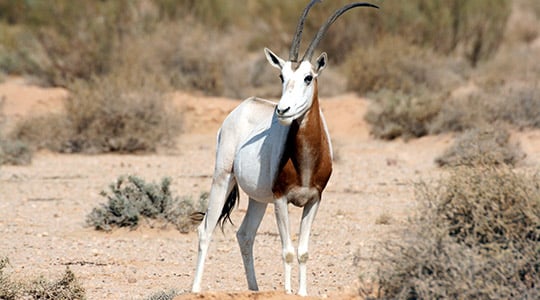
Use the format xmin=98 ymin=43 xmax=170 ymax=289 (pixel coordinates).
xmin=279 ymin=74 xmax=284 ymax=83
xmin=304 ymin=75 xmax=313 ymax=85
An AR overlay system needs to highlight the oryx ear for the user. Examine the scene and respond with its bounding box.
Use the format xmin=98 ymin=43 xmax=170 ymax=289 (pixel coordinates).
xmin=264 ymin=48 xmax=285 ymax=70
xmin=315 ymin=52 xmax=327 ymax=74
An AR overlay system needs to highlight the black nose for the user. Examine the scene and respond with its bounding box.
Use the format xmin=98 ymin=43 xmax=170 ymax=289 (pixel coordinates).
xmin=276 ymin=106 xmax=290 ymax=115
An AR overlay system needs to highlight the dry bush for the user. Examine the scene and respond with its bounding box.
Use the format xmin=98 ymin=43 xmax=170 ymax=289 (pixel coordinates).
xmin=0 ymin=23 xmax=40 ymax=76
xmin=0 ymin=139 xmax=32 ymax=165
xmin=144 ymin=289 xmax=179 ymax=300
xmin=364 ymin=90 xmax=443 ymax=140
xmin=358 ymin=0 xmax=511 ymax=66
xmin=7 ymin=113 xmax=72 ymax=153
xmin=429 ymin=92 xmax=492 ymax=134
xmin=363 ymin=166 xmax=540 ymax=299
xmin=0 ymin=257 xmax=18 ymax=299
xmin=505 ymin=0 xmax=540 ymax=45
xmin=346 ymin=36 xmax=465 ymax=141
xmin=470 ymin=47 xmax=540 ymax=129
xmin=0 ymin=101 xmax=32 ymax=165
xmin=4 ymin=0 xmax=140 ymax=86
xmin=436 ymin=127 xmax=525 ymax=167
xmin=87 ymin=176 xmax=208 ymax=233
xmin=10 ymin=68 xmax=181 ymax=153
xmin=0 ymin=257 xmax=85 ymax=300
xmin=345 ymin=36 xmax=466 ymax=95
xmin=146 ymin=20 xmax=250 ymax=98
xmin=492 ymin=86 xmax=540 ymax=129
xmin=430 ymin=85 xmax=540 ymax=135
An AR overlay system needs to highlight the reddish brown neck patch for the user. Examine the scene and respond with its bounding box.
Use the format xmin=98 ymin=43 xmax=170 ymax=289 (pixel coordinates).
xmin=272 ymin=80 xmax=333 ymax=207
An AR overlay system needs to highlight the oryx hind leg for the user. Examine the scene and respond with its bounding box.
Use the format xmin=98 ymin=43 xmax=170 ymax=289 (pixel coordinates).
xmin=236 ymin=198 xmax=268 ymax=290
xmin=192 ymin=172 xmax=237 ymax=293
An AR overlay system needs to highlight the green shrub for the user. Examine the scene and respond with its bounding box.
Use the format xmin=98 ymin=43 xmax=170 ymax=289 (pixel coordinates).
xmin=435 ymin=127 xmax=526 ymax=167
xmin=362 ymin=166 xmax=540 ymax=299
xmin=87 ymin=176 xmax=208 ymax=233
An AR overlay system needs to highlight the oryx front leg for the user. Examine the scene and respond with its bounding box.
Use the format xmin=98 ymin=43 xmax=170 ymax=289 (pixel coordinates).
xmin=274 ymin=197 xmax=295 ymax=294
xmin=236 ymin=198 xmax=268 ymax=290
xmin=297 ymin=199 xmax=320 ymax=296
xmin=192 ymin=173 xmax=236 ymax=293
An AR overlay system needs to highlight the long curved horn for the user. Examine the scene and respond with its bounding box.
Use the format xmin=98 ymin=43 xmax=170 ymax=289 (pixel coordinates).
xmin=301 ymin=2 xmax=379 ymax=62
xmin=289 ymin=0 xmax=322 ymax=62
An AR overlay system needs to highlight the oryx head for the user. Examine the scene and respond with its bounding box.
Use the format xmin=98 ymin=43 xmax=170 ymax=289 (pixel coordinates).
xmin=264 ymin=1 xmax=378 ymax=125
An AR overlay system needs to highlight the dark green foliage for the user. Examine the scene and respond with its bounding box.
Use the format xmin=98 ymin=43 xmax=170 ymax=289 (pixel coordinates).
xmin=436 ymin=127 xmax=526 ymax=167
xmin=363 ymin=166 xmax=540 ymax=299
xmin=0 ymin=257 xmax=85 ymax=300
xmin=87 ymin=176 xmax=208 ymax=233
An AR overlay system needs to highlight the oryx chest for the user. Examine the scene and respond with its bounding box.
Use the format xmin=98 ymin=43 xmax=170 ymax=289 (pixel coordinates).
xmin=272 ymin=119 xmax=333 ymax=207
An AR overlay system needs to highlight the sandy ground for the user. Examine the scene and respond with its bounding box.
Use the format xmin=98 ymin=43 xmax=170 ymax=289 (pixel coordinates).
xmin=1 ymin=78 xmax=539 ymax=300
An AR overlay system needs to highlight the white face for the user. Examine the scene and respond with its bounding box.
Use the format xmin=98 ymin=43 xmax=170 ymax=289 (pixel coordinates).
xmin=264 ymin=48 xmax=327 ymax=125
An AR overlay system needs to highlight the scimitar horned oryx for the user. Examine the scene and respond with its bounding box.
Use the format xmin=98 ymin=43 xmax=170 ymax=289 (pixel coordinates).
xmin=191 ymin=1 xmax=378 ymax=296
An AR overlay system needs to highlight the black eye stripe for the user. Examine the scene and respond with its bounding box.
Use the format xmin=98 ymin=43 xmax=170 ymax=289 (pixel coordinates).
xmin=279 ymin=74 xmax=284 ymax=83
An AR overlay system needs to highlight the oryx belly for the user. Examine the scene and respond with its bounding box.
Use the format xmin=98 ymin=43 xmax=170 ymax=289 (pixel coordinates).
xmin=234 ymin=114 xmax=290 ymax=203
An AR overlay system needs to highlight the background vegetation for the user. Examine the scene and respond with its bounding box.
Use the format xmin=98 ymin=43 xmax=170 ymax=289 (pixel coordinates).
xmin=87 ymin=175 xmax=208 ymax=233
xmin=0 ymin=257 xmax=85 ymax=300
xmin=361 ymin=166 xmax=540 ymax=299
xmin=0 ymin=0 xmax=538 ymax=158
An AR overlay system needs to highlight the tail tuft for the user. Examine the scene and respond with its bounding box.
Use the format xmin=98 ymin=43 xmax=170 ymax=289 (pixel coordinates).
xmin=189 ymin=184 xmax=240 ymax=231
xmin=218 ymin=184 xmax=239 ymax=230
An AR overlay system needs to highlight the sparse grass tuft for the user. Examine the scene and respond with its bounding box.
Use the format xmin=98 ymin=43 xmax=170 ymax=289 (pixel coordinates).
xmin=87 ymin=175 xmax=207 ymax=233
xmin=375 ymin=213 xmax=393 ymax=225
xmin=0 ymin=257 xmax=85 ymax=300
xmin=144 ymin=289 xmax=180 ymax=300
xmin=24 ymin=268 xmax=85 ymax=300
xmin=0 ymin=257 xmax=18 ymax=300
xmin=362 ymin=166 xmax=540 ymax=299
xmin=436 ymin=126 xmax=526 ymax=167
